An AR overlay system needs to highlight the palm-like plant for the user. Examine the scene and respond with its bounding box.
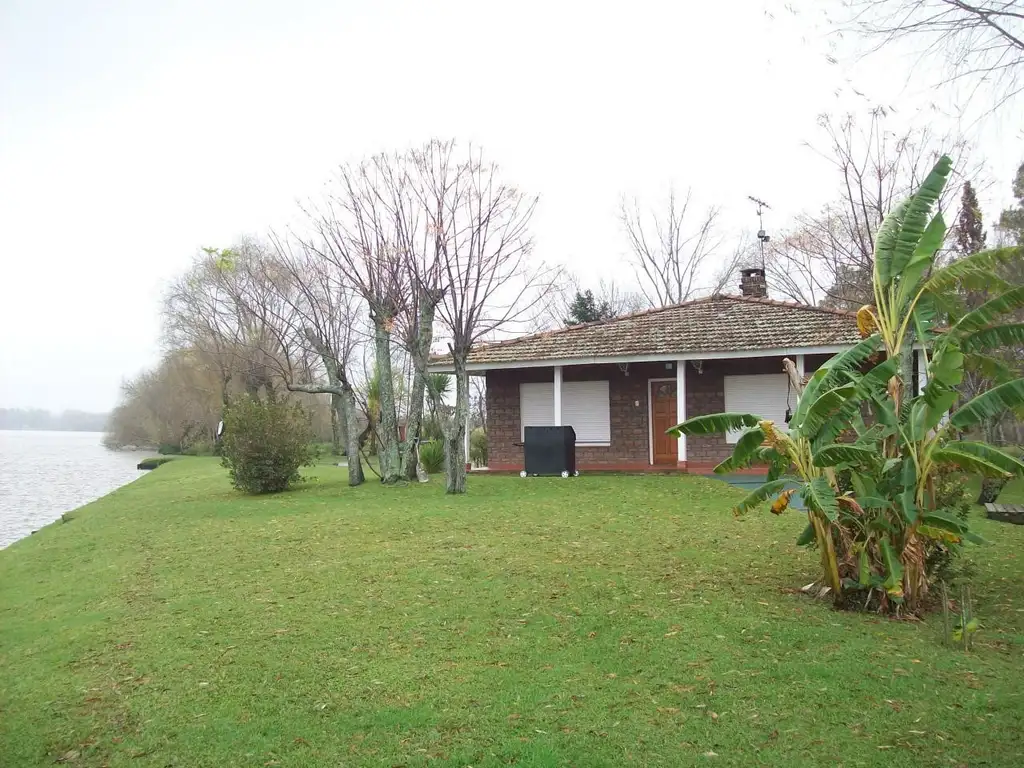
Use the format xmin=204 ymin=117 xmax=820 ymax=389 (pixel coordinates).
xmin=670 ymin=156 xmax=1024 ymax=612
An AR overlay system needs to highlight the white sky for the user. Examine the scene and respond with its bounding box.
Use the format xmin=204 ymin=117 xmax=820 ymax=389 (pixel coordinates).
xmin=1 ymin=0 xmax=1020 ymax=412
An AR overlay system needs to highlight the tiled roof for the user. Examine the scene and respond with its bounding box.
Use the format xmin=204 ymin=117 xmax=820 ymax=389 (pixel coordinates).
xmin=442 ymin=294 xmax=861 ymax=367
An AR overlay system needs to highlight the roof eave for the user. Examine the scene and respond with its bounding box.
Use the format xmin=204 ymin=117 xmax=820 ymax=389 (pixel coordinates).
xmin=427 ymin=343 xmax=863 ymax=373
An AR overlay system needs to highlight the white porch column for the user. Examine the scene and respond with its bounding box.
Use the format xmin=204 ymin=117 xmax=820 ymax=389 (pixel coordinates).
xmin=795 ymin=354 xmax=806 ymax=382
xmin=464 ymin=409 xmax=471 ymax=470
xmin=916 ymin=348 xmax=928 ymax=396
xmin=553 ymin=366 xmax=563 ymax=426
xmin=676 ymin=359 xmax=687 ymax=466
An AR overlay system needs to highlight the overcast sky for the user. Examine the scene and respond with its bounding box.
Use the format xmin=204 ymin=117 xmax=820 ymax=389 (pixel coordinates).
xmin=1 ymin=0 xmax=1020 ymax=412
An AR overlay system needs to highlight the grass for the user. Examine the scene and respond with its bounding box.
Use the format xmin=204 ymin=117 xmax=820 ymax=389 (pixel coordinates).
xmin=2 ymin=461 xmax=1023 ymax=767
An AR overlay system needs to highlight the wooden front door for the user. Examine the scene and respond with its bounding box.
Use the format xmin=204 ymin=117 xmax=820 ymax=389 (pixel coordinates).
xmin=650 ymin=381 xmax=678 ymax=465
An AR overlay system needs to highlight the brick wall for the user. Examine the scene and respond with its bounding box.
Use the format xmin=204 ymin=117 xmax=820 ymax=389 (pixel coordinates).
xmin=486 ymin=363 xmax=668 ymax=470
xmin=485 ymin=355 xmax=824 ymax=472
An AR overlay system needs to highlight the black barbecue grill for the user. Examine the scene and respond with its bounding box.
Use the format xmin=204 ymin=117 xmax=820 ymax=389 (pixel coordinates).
xmin=522 ymin=425 xmax=578 ymax=477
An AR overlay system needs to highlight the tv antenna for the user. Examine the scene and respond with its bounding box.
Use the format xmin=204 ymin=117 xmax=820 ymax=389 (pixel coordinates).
xmin=748 ymin=195 xmax=771 ymax=269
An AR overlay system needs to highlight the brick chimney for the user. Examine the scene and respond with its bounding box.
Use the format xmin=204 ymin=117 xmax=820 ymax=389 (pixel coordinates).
xmin=739 ymin=267 xmax=767 ymax=298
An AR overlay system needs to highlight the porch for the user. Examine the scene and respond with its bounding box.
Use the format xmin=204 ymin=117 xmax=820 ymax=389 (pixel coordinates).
xmin=484 ymin=354 xmax=832 ymax=473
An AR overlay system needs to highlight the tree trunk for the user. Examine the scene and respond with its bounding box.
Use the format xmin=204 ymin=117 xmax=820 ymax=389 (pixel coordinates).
xmin=372 ymin=316 xmax=402 ymax=484
xmin=443 ymin=357 xmax=469 ymax=494
xmin=330 ymin=393 xmax=343 ymax=455
xmin=401 ymin=294 xmax=438 ymax=480
xmin=341 ymin=385 xmax=364 ymax=486
xmin=978 ymin=477 xmax=1007 ymax=505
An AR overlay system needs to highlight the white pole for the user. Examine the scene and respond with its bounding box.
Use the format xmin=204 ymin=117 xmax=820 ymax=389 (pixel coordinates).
xmin=676 ymin=359 xmax=687 ymax=467
xmin=553 ymin=366 xmax=563 ymax=426
xmin=916 ymin=348 xmax=928 ymax=397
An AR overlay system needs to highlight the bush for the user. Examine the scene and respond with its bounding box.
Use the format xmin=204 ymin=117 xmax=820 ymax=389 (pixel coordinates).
xmin=184 ymin=439 xmax=215 ymax=457
xmin=470 ymin=427 xmax=488 ymax=467
xmin=157 ymin=443 xmax=182 ymax=455
xmin=418 ymin=440 xmax=445 ymax=474
xmin=220 ymin=396 xmax=316 ymax=494
xmin=137 ymin=457 xmax=175 ymax=470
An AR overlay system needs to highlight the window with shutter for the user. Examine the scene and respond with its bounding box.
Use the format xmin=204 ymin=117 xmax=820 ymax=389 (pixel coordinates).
xmin=519 ymin=380 xmax=611 ymax=445
xmin=562 ymin=381 xmax=611 ymax=444
xmin=723 ymin=373 xmax=790 ymax=443
xmin=520 ymin=382 xmax=554 ymax=438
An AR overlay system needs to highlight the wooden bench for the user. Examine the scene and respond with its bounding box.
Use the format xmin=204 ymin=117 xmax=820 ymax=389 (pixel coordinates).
xmin=984 ymin=503 xmax=1024 ymax=525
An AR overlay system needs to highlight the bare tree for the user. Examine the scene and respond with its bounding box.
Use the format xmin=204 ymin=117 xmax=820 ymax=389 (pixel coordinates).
xmin=708 ymin=238 xmax=761 ymax=296
xmin=620 ymin=187 xmax=721 ymax=307
xmin=433 ymin=146 xmax=557 ymax=493
xmin=765 ymin=109 xmax=978 ymax=309
xmin=300 ymin=155 xmax=412 ymax=484
xmin=163 ymin=240 xmax=289 ymax=403
xmin=260 ymin=235 xmax=368 ymax=485
xmin=842 ymin=0 xmax=1024 ymax=111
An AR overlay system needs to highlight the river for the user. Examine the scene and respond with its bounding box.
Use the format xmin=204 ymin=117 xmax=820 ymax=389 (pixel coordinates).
xmin=0 ymin=431 xmax=149 ymax=548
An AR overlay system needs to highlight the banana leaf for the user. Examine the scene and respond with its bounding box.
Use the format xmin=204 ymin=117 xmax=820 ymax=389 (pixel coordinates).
xmin=668 ymin=412 xmax=760 ymax=437
xmin=801 ymin=476 xmax=839 ymax=522
xmin=799 ymin=384 xmax=858 ymax=437
xmin=960 ymin=323 xmax=1024 ymax=354
xmin=713 ymin=427 xmax=767 ymax=474
xmin=931 ymin=448 xmax=1012 ymax=478
xmin=949 ymin=442 xmax=1024 ymax=476
xmin=902 ymin=212 xmax=946 ymax=290
xmin=733 ymin=479 xmax=790 ymax=515
xmin=890 ymin=157 xmax=951 ymax=280
xmin=924 ymin=246 xmax=1024 ymax=294
xmin=949 ymin=379 xmax=1024 ymax=431
xmin=812 ymin=443 xmax=878 ymax=467
xmin=953 ymin=284 xmax=1024 ymax=335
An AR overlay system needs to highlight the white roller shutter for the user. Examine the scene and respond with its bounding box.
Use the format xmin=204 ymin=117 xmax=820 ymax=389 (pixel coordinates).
xmin=562 ymin=380 xmax=611 ymax=445
xmin=520 ymin=382 xmax=554 ymax=438
xmin=723 ymin=373 xmax=790 ymax=443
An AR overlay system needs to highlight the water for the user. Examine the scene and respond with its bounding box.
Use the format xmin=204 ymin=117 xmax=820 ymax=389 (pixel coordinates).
xmin=0 ymin=431 xmax=149 ymax=548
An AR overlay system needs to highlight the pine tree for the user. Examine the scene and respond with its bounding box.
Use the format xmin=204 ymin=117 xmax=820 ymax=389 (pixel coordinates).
xmin=955 ymin=181 xmax=986 ymax=255
xmin=564 ymin=290 xmax=614 ymax=326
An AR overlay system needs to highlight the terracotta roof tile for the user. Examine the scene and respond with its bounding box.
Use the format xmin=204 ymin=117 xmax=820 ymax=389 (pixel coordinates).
xmin=442 ymin=294 xmax=860 ymax=367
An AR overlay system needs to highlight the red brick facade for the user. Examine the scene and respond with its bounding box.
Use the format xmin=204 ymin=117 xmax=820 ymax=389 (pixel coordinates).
xmin=485 ymin=355 xmax=828 ymax=472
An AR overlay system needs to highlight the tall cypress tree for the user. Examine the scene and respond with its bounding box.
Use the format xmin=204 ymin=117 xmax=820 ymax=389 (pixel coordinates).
xmin=955 ymin=181 xmax=986 ymax=255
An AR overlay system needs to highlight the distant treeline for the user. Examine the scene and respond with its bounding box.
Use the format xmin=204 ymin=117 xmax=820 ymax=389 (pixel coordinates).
xmin=0 ymin=408 xmax=109 ymax=432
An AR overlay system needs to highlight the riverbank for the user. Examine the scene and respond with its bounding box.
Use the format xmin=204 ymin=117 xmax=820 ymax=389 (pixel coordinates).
xmin=0 ymin=430 xmax=147 ymax=547
xmin=2 ymin=458 xmax=1024 ymax=766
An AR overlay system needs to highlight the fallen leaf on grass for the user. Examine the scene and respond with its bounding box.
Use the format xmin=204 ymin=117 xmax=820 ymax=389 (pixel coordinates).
xmin=55 ymin=750 xmax=79 ymax=763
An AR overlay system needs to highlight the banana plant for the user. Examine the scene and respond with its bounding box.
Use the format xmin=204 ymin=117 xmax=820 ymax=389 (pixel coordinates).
xmin=670 ymin=155 xmax=1024 ymax=612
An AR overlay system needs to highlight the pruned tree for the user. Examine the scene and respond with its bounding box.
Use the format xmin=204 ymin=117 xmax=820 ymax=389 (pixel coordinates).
xmin=433 ymin=146 xmax=557 ymax=493
xmin=620 ymin=187 xmax=721 ymax=307
xmin=841 ymin=0 xmax=1024 ymax=111
xmin=300 ymin=154 xmax=412 ymax=484
xmin=764 ymin=109 xmax=977 ymax=310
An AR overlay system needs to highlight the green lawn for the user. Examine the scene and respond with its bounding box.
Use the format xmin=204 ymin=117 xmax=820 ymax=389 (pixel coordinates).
xmin=2 ymin=460 xmax=1023 ymax=767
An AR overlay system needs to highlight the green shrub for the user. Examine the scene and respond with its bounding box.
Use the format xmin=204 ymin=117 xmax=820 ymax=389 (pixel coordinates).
xmin=137 ymin=457 xmax=175 ymax=470
xmin=420 ymin=416 xmax=444 ymax=442
xmin=157 ymin=443 xmax=182 ymax=455
xmin=184 ymin=439 xmax=214 ymax=456
xmin=470 ymin=427 xmax=488 ymax=467
xmin=220 ymin=396 xmax=317 ymax=494
xmin=418 ymin=440 xmax=445 ymax=474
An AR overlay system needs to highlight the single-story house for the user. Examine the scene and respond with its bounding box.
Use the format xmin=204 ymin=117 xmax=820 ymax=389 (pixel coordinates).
xmin=431 ymin=269 xmax=921 ymax=473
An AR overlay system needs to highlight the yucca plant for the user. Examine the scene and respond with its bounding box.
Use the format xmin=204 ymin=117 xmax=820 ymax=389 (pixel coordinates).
xmin=670 ymin=156 xmax=1024 ymax=613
